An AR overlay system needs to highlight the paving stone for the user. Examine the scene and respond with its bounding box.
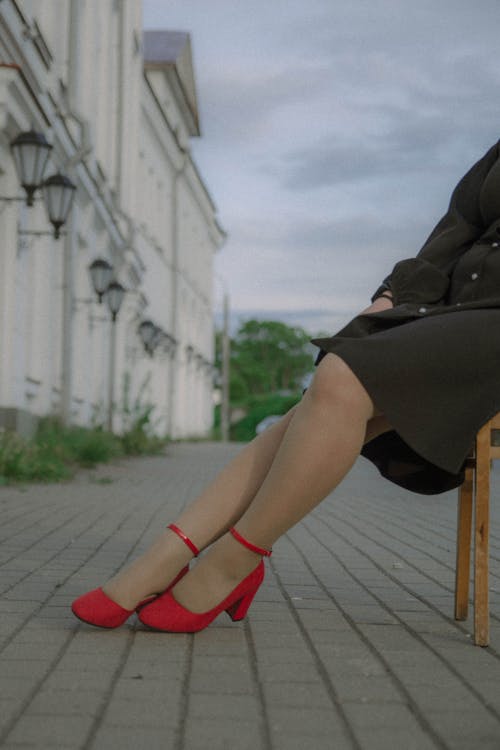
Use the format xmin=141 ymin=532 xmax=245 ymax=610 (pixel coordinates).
xmin=262 ymin=681 xmax=332 ymax=708
xmin=427 ymin=709 xmax=500 ymax=748
xmin=190 ymin=666 xmax=254 ymax=694
xmin=253 ymin=646 xmax=316 ymax=664
xmin=333 ymin=674 xmax=404 ymax=703
xmin=119 ymin=656 xmax=186 ymax=681
xmin=102 ymin=696 xmax=181 ymax=728
xmin=352 ymin=725 xmax=439 ymax=750
xmin=268 ymin=705 xmax=348 ymax=736
xmin=0 ymin=699 xmax=19 ymax=732
xmin=90 ymin=725 xmax=176 ymax=750
xmin=188 ymin=692 xmax=260 ymax=721
xmin=343 ymin=701 xmax=428 ymax=731
xmin=257 ymin=659 xmax=324 ymax=683
xmin=1 ymin=446 xmax=500 ymax=750
xmin=27 ymin=688 xmax=104 ymax=718
xmin=6 ymin=714 xmax=94 ymax=745
xmin=183 ymin=718 xmax=261 ymax=750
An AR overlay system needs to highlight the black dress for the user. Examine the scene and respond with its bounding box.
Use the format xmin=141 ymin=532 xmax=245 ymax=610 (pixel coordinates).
xmin=312 ymin=140 xmax=500 ymax=495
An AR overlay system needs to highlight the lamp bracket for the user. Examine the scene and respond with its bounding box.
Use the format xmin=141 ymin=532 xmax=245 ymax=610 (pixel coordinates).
xmin=18 ymin=229 xmax=66 ymax=237
xmin=64 ymin=145 xmax=93 ymax=170
xmin=0 ymin=196 xmax=40 ymax=202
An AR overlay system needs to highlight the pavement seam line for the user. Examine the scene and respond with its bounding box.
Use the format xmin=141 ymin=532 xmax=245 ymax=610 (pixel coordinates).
xmin=0 ymin=507 xmax=114 ymax=656
xmin=244 ymin=617 xmax=273 ymax=750
xmin=175 ymin=633 xmax=194 ymax=750
xmin=0 ymin=629 xmax=76 ymax=745
xmin=0 ymin=488 xmax=176 ymax=740
xmin=269 ymin=550 xmax=363 ymax=750
xmin=288 ymin=522 xmax=448 ymax=750
xmin=337 ymin=502 xmax=500 ymax=592
xmin=320 ymin=504 xmax=500 ymax=653
xmin=306 ymin=511 xmax=500 ymax=724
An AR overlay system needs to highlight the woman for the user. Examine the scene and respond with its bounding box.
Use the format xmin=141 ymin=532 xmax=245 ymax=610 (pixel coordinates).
xmin=72 ymin=139 xmax=500 ymax=632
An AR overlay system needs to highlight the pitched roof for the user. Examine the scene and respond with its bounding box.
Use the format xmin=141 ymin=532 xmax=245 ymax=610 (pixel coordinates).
xmin=143 ymin=29 xmax=188 ymax=64
xmin=143 ymin=30 xmax=200 ymax=136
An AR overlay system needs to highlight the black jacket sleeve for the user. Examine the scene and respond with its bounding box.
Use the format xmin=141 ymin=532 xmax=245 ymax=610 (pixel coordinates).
xmin=372 ymin=140 xmax=500 ymax=305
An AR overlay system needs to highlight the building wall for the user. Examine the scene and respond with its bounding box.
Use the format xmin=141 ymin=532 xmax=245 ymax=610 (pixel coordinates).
xmin=0 ymin=0 xmax=224 ymax=439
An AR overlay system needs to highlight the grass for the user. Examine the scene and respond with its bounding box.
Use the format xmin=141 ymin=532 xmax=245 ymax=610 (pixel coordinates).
xmin=0 ymin=416 xmax=169 ymax=486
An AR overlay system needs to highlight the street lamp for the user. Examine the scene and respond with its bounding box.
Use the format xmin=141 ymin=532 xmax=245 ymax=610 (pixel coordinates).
xmin=8 ymin=130 xmax=77 ymax=239
xmin=105 ymin=281 xmax=126 ymax=322
xmin=42 ymin=173 xmax=76 ymax=239
xmin=105 ymin=280 xmax=126 ymax=433
xmin=151 ymin=324 xmax=164 ymax=353
xmin=88 ymin=259 xmax=113 ymax=303
xmin=138 ymin=319 xmax=156 ymax=355
xmin=10 ymin=129 xmax=52 ymax=206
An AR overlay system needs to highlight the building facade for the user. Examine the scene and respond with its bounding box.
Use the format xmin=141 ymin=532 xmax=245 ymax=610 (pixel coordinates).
xmin=0 ymin=0 xmax=224 ymax=439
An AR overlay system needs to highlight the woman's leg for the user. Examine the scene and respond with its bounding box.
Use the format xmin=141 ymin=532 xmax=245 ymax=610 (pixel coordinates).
xmin=104 ymin=355 xmax=391 ymax=611
xmin=102 ymin=404 xmax=299 ymax=609
xmin=171 ymin=354 xmax=380 ymax=613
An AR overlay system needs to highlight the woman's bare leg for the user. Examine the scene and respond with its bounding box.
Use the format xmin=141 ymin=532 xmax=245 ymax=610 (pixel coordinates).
xmin=104 ymin=356 xmax=392 ymax=611
xmin=102 ymin=405 xmax=299 ymax=609
xmin=171 ymin=354 xmax=382 ymax=613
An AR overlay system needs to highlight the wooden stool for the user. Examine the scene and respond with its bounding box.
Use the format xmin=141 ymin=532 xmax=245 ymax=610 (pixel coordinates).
xmin=455 ymin=413 xmax=500 ymax=646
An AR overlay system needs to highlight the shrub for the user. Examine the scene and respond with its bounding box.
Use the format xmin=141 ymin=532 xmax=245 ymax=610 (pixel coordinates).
xmin=230 ymin=393 xmax=301 ymax=442
xmin=0 ymin=429 xmax=71 ymax=484
xmin=119 ymin=373 xmax=169 ymax=455
xmin=120 ymin=406 xmax=168 ymax=455
xmin=35 ymin=418 xmax=122 ymax=467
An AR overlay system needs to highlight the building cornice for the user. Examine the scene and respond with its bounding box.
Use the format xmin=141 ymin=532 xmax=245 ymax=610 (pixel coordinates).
xmin=142 ymin=72 xmax=226 ymax=250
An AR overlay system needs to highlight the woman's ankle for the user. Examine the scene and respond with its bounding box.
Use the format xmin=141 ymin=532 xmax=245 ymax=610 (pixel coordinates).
xmin=207 ymin=532 xmax=263 ymax=581
xmin=101 ymin=530 xmax=196 ymax=608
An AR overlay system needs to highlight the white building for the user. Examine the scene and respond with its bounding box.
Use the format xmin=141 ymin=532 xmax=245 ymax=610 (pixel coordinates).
xmin=0 ymin=1 xmax=225 ymax=439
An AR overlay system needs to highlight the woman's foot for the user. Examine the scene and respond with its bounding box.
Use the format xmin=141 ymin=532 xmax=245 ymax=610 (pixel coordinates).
xmin=71 ymin=525 xmax=201 ymax=628
xmin=101 ymin=526 xmax=196 ymax=610
xmin=138 ymin=528 xmax=272 ymax=632
xmin=170 ymin=532 xmax=262 ymax=613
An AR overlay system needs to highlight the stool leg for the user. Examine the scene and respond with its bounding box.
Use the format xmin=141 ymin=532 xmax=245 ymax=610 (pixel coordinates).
xmin=474 ymin=424 xmax=490 ymax=647
xmin=455 ymin=465 xmax=473 ymax=621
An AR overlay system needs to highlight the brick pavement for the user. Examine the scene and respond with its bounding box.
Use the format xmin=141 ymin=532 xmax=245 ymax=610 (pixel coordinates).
xmin=0 ymin=441 xmax=500 ymax=750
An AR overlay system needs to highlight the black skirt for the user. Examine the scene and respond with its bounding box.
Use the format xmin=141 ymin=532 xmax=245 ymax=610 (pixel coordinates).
xmin=313 ymin=308 xmax=500 ymax=495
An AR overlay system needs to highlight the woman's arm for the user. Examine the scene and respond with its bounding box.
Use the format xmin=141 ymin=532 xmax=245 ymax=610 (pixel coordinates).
xmin=372 ymin=140 xmax=500 ymax=306
xmin=362 ymin=292 xmax=393 ymax=314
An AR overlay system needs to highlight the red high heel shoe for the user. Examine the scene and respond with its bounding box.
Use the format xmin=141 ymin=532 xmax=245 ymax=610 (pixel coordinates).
xmin=138 ymin=527 xmax=272 ymax=633
xmin=71 ymin=523 xmax=200 ymax=628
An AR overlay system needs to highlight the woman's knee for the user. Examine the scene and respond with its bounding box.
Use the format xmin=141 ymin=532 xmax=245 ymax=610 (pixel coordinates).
xmin=308 ymin=354 xmax=373 ymax=414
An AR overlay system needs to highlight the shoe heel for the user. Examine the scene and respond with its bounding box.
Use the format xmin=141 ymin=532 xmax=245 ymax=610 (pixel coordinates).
xmin=226 ymin=585 xmax=259 ymax=621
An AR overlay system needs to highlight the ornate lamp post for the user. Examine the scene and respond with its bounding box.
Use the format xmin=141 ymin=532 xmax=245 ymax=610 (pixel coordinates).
xmin=41 ymin=173 xmax=76 ymax=239
xmin=88 ymin=259 xmax=127 ymax=430
xmin=8 ymin=130 xmax=77 ymax=239
xmin=138 ymin=319 xmax=156 ymax=356
xmin=10 ymin=129 xmax=52 ymax=206
xmin=105 ymin=281 xmax=125 ymax=323
xmin=151 ymin=324 xmax=164 ymax=353
xmin=88 ymin=259 xmax=113 ymax=303
xmin=105 ymin=280 xmax=126 ymax=431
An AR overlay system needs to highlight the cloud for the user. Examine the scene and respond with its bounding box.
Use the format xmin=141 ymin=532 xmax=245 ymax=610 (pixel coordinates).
xmin=145 ymin=0 xmax=500 ymax=331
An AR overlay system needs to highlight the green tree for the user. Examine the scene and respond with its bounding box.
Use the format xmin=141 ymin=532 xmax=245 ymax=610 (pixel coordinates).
xmin=230 ymin=319 xmax=313 ymax=397
xmin=213 ymin=319 xmax=315 ymax=440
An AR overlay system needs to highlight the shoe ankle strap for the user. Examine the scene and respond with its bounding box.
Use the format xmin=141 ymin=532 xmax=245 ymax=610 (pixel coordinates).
xmin=230 ymin=527 xmax=272 ymax=557
xmin=167 ymin=524 xmax=200 ymax=557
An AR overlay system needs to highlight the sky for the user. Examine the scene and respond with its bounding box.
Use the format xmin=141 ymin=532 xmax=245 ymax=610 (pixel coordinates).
xmin=143 ymin=0 xmax=500 ymax=336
